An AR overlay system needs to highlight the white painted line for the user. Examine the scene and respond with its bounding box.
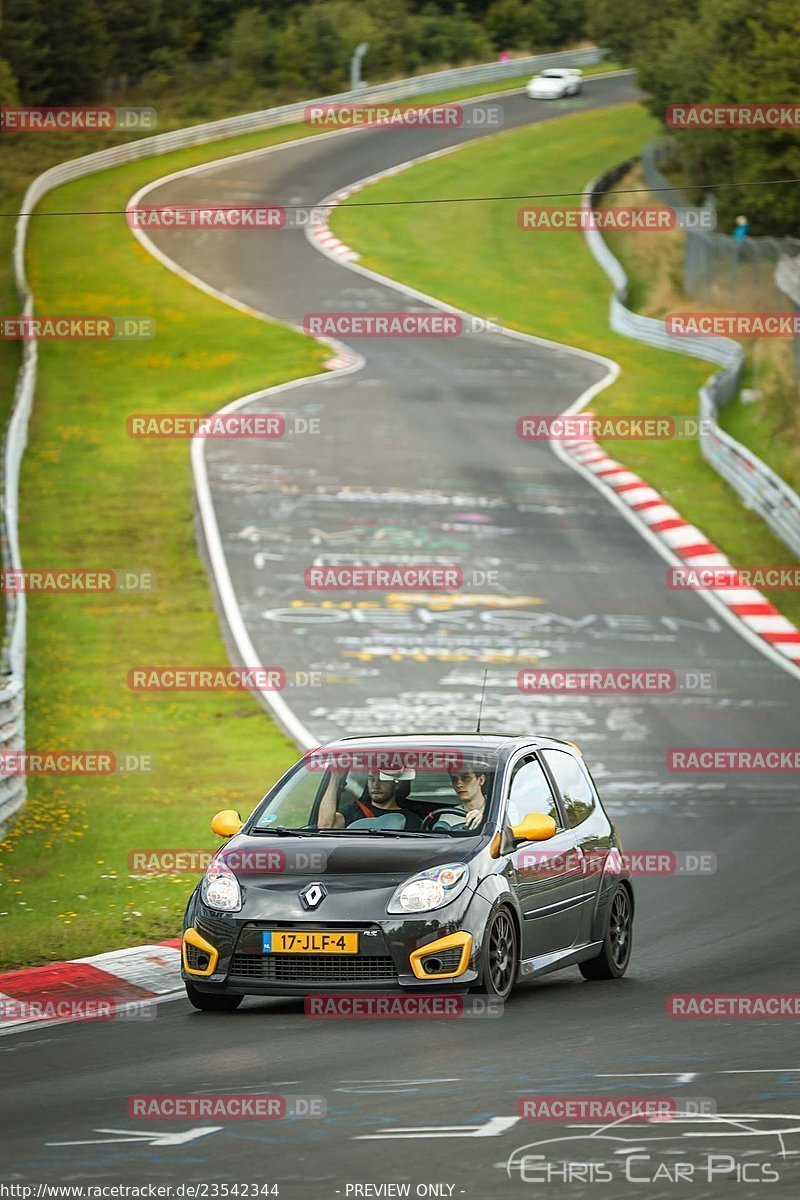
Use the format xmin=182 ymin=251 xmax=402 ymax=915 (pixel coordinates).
xmin=356 ymin=1115 xmax=521 ymax=1139
xmin=47 ymin=1126 xmax=222 ymax=1148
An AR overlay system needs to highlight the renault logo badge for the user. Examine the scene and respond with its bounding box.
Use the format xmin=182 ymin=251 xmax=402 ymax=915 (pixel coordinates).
xmin=300 ymin=882 xmax=326 ymax=910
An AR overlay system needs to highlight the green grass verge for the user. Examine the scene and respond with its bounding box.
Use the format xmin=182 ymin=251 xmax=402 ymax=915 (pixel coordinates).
xmin=719 ymin=389 xmax=800 ymax=497
xmin=0 ymin=119 xmax=344 ymax=970
xmin=332 ymin=102 xmax=800 ymax=626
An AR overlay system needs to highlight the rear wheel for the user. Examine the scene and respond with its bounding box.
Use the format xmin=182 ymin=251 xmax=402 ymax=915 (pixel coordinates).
xmin=579 ymin=885 xmax=633 ymax=980
xmin=185 ymin=981 xmax=243 ymax=1011
xmin=481 ymin=907 xmax=519 ymax=1000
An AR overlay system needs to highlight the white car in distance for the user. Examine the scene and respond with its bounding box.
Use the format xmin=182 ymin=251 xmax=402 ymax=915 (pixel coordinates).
xmin=526 ymin=68 xmax=583 ymax=99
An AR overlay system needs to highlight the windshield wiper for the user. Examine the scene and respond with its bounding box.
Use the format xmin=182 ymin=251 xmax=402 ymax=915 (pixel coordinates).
xmin=250 ymin=826 xmax=316 ymax=836
xmin=331 ymin=828 xmax=433 ymax=838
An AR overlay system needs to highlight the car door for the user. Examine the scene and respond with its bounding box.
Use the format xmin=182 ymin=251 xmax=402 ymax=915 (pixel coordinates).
xmin=540 ymin=749 xmax=610 ymax=948
xmin=501 ymin=753 xmax=587 ymax=960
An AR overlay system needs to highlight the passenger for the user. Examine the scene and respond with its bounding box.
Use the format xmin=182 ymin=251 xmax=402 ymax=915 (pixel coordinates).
xmin=318 ymin=769 xmax=417 ymax=829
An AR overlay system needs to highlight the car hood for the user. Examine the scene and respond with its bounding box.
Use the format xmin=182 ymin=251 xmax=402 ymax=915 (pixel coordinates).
xmin=216 ymin=832 xmax=481 ymax=879
xmin=210 ymin=833 xmax=483 ymax=922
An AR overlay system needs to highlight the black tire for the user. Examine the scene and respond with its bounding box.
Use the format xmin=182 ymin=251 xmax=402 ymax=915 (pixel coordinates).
xmin=185 ymin=981 xmax=243 ymax=1011
xmin=579 ymin=885 xmax=633 ymax=980
xmin=480 ymin=907 xmax=519 ymax=1000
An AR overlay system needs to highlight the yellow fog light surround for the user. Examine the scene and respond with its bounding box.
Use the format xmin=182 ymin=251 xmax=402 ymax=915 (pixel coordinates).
xmin=182 ymin=927 xmax=219 ymax=976
xmin=410 ymin=931 xmax=473 ymax=980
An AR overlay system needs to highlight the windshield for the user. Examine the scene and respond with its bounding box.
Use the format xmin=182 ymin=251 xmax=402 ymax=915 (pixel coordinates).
xmin=250 ymin=744 xmax=501 ymax=837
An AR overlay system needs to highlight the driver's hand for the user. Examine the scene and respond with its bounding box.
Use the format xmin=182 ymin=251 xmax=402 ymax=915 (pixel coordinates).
xmin=463 ymin=808 xmax=483 ymax=830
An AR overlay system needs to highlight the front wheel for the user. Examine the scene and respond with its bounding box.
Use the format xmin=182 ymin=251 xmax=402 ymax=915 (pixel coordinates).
xmin=579 ymin=885 xmax=633 ymax=980
xmin=480 ymin=907 xmax=519 ymax=1000
xmin=185 ymin=981 xmax=243 ymax=1011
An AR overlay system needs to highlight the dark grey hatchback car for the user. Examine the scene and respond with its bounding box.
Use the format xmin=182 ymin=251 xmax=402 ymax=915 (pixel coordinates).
xmin=182 ymin=734 xmax=633 ymax=1010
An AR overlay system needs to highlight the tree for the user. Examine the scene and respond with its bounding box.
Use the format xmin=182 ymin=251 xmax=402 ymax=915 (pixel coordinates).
xmin=542 ymin=0 xmax=586 ymax=48
xmin=413 ymin=1 xmax=490 ymax=66
xmin=586 ymin=0 xmax=651 ymax=63
xmin=40 ymin=0 xmax=109 ymax=102
xmin=293 ymin=4 xmax=347 ymax=93
xmin=2 ymin=0 xmax=50 ymax=102
xmin=485 ymin=0 xmax=556 ymax=53
xmin=486 ymin=0 xmax=527 ymax=49
xmin=96 ymin=0 xmax=159 ymax=83
xmin=229 ymin=7 xmax=275 ymax=81
xmin=628 ymin=0 xmax=800 ymax=235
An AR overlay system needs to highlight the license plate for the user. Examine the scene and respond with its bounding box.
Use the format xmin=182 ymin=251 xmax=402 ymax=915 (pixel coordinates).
xmin=262 ymin=931 xmax=359 ymax=954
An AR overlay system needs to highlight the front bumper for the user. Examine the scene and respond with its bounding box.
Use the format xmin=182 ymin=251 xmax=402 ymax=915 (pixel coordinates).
xmin=181 ymin=893 xmax=490 ymax=996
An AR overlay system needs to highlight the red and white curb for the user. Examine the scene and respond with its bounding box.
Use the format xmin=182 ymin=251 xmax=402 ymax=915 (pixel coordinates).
xmin=562 ymin=437 xmax=800 ymax=663
xmin=0 ymin=938 xmax=183 ymax=1032
xmin=309 ymin=163 xmax=414 ymax=268
xmin=309 ymin=184 xmax=362 ymax=263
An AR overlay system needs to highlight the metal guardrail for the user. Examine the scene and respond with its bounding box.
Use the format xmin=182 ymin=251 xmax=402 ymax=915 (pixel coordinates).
xmin=642 ymin=142 xmax=800 ymax=382
xmin=583 ymin=164 xmax=800 ymax=560
xmin=3 ymin=47 xmax=607 ymax=824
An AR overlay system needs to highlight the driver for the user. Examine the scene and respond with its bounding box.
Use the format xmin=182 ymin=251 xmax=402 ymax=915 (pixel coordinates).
xmin=318 ymin=768 xmax=417 ymax=829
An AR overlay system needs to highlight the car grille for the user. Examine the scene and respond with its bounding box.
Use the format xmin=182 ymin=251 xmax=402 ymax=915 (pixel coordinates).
xmin=229 ymin=953 xmax=397 ymax=984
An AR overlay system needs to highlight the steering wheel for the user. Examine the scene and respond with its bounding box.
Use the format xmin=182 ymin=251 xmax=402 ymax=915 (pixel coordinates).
xmin=422 ymin=805 xmax=470 ymax=832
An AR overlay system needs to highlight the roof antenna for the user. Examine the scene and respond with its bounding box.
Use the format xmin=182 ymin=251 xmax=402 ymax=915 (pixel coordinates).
xmin=476 ymin=669 xmax=489 ymax=733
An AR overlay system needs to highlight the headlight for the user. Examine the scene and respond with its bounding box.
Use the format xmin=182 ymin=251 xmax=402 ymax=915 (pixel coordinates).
xmin=387 ymin=863 xmax=469 ymax=914
xmin=201 ymin=860 xmax=242 ymax=912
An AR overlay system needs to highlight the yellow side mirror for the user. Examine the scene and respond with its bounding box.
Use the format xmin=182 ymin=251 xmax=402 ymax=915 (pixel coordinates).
xmin=211 ymin=809 xmax=242 ymax=838
xmin=511 ymin=812 xmax=557 ymax=843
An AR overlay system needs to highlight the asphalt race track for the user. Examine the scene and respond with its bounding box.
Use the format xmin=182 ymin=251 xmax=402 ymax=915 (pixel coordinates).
xmin=3 ymin=73 xmax=800 ymax=1196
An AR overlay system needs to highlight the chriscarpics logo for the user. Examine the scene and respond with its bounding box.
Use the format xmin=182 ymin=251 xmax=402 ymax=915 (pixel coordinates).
xmin=505 ymin=1111 xmax=796 ymax=1186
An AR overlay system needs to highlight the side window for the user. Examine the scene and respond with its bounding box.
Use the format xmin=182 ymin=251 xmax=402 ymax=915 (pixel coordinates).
xmin=541 ymin=750 xmax=596 ymax=828
xmin=506 ymin=756 xmax=560 ymax=828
